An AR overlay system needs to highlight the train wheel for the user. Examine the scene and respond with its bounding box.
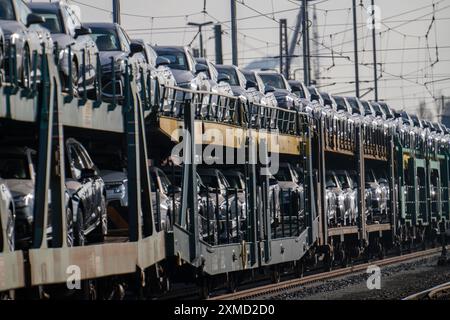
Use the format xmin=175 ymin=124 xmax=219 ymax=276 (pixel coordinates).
xmin=199 ymin=276 xmax=210 ymax=299
xmin=0 ymin=290 xmax=15 ymax=300
xmin=296 ymin=260 xmax=304 ymax=278
xmin=270 ymin=267 xmax=281 ymax=284
xmin=377 ymin=243 xmax=385 ymax=260
xmin=227 ymin=273 xmax=238 ymax=293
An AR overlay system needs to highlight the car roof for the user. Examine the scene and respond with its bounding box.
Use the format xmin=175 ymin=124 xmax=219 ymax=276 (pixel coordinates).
xmin=84 ymin=22 xmax=118 ymax=29
xmin=153 ymin=45 xmax=186 ymax=53
xmin=29 ymin=2 xmax=61 ymax=12
xmin=195 ymin=58 xmax=208 ymax=64
xmin=215 ymin=64 xmax=237 ymax=71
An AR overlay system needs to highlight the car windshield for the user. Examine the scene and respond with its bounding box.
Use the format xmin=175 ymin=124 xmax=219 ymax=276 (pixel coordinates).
xmin=365 ymin=171 xmax=376 ymax=183
xmin=154 ymin=48 xmax=188 ymax=71
xmin=361 ymin=101 xmax=372 ymax=116
xmin=347 ymin=98 xmax=361 ymax=114
xmin=224 ymin=174 xmax=244 ymax=190
xmin=259 ymin=73 xmax=286 ymax=90
xmin=157 ymin=171 xmax=172 ymax=194
xmin=0 ymin=0 xmax=15 ymax=20
xmin=198 ymin=173 xmax=220 ymax=189
xmin=274 ymin=167 xmax=292 ymax=182
xmin=90 ymin=27 xmax=121 ymax=51
xmin=379 ymin=103 xmax=393 ymax=119
xmin=334 ymin=96 xmax=347 ymax=111
xmin=216 ymin=67 xmax=239 ymax=86
xmin=39 ymin=12 xmax=63 ymax=33
xmin=292 ymin=83 xmax=307 ymax=98
xmin=0 ymin=154 xmax=30 ymax=180
xmin=326 ymin=174 xmax=337 ymax=188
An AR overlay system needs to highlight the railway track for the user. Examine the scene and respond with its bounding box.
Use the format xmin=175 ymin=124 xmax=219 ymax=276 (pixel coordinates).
xmin=403 ymin=281 xmax=450 ymax=300
xmin=210 ymin=247 xmax=448 ymax=300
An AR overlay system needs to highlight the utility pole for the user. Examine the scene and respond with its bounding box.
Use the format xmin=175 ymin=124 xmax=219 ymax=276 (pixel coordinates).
xmin=288 ymin=8 xmax=303 ymax=76
xmin=306 ymin=6 xmax=311 ymax=84
xmin=312 ymin=4 xmax=320 ymax=86
xmin=352 ymin=0 xmax=360 ymax=98
xmin=112 ymin=0 xmax=120 ymax=24
xmin=279 ymin=19 xmax=289 ymax=78
xmin=187 ymin=21 xmax=213 ymax=58
xmin=214 ymin=24 xmax=223 ymax=64
xmin=302 ymin=0 xmax=309 ymax=86
xmin=230 ymin=0 xmax=238 ymax=66
xmin=371 ymin=0 xmax=379 ymax=101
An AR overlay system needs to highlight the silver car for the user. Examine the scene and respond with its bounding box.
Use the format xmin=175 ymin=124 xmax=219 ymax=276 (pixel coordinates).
xmin=0 ymin=178 xmax=15 ymax=252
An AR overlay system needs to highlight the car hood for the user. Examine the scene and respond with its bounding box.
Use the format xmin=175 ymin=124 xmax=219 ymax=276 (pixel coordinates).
xmin=100 ymin=170 xmax=126 ymax=183
xmin=5 ymin=179 xmax=34 ymax=197
xmin=170 ymin=69 xmax=195 ymax=85
xmin=229 ymin=85 xmax=246 ymax=97
xmin=273 ymin=89 xmax=292 ymax=98
xmin=277 ymin=181 xmax=301 ymax=191
xmin=49 ymin=33 xmax=74 ymax=49
xmin=99 ymin=50 xmax=128 ymax=67
xmin=0 ymin=20 xmax=24 ymax=38
xmin=366 ymin=182 xmax=379 ymax=190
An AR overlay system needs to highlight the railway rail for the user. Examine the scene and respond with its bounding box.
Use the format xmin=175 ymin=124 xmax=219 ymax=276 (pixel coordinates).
xmin=403 ymin=280 xmax=450 ymax=300
xmin=211 ymin=247 xmax=448 ymax=300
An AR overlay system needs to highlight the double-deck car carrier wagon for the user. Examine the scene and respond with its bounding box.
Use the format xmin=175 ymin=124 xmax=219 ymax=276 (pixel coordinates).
xmin=0 ymin=43 xmax=448 ymax=299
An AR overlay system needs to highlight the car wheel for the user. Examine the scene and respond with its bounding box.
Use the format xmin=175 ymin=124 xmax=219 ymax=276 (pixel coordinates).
xmin=6 ymin=208 xmax=14 ymax=252
xmin=87 ymin=195 xmax=106 ymax=244
xmin=66 ymin=206 xmax=74 ymax=247
xmin=74 ymin=206 xmax=85 ymax=246
xmin=71 ymin=59 xmax=79 ymax=96
xmin=20 ymin=45 xmax=31 ymax=88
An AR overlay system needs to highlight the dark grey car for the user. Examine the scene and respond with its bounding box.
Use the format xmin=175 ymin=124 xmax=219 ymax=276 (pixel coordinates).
xmin=29 ymin=2 xmax=99 ymax=96
xmin=84 ymin=22 xmax=146 ymax=101
xmin=65 ymin=138 xmax=107 ymax=244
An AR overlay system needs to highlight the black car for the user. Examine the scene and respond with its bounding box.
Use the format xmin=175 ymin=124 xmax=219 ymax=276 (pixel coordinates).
xmin=65 ymin=138 xmax=107 ymax=243
xmin=153 ymin=45 xmax=208 ymax=90
xmin=0 ymin=0 xmax=52 ymax=87
xmin=29 ymin=2 xmax=99 ymax=96
xmin=84 ymin=22 xmax=146 ymax=101
xmin=257 ymin=71 xmax=301 ymax=110
xmin=215 ymin=64 xmax=258 ymax=102
xmin=161 ymin=166 xmax=217 ymax=243
xmin=307 ymin=86 xmax=325 ymax=106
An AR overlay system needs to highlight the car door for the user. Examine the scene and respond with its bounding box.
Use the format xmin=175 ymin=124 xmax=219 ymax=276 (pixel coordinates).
xmin=14 ymin=0 xmax=40 ymax=53
xmin=76 ymin=142 xmax=103 ymax=218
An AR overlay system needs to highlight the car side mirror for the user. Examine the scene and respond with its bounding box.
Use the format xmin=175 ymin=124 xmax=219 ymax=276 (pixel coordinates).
xmin=27 ymin=13 xmax=46 ymax=27
xmin=246 ymin=80 xmax=257 ymax=90
xmin=130 ymin=42 xmax=144 ymax=56
xmin=80 ymin=168 xmax=96 ymax=180
xmin=217 ymin=73 xmax=230 ymax=83
xmin=265 ymin=85 xmax=275 ymax=94
xmin=75 ymin=25 xmax=92 ymax=38
xmin=195 ymin=63 xmax=208 ymax=75
xmin=155 ymin=56 xmax=170 ymax=68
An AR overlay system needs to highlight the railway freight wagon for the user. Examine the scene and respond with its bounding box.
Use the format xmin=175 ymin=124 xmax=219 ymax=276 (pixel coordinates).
xmin=0 ymin=46 xmax=449 ymax=300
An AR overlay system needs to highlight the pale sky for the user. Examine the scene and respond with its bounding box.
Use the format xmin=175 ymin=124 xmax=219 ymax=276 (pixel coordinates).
xmin=43 ymin=0 xmax=450 ymax=120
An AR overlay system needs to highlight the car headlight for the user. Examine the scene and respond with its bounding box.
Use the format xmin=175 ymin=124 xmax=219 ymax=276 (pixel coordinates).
xmin=14 ymin=193 xmax=34 ymax=208
xmin=114 ymin=184 xmax=126 ymax=194
xmin=58 ymin=47 xmax=70 ymax=61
